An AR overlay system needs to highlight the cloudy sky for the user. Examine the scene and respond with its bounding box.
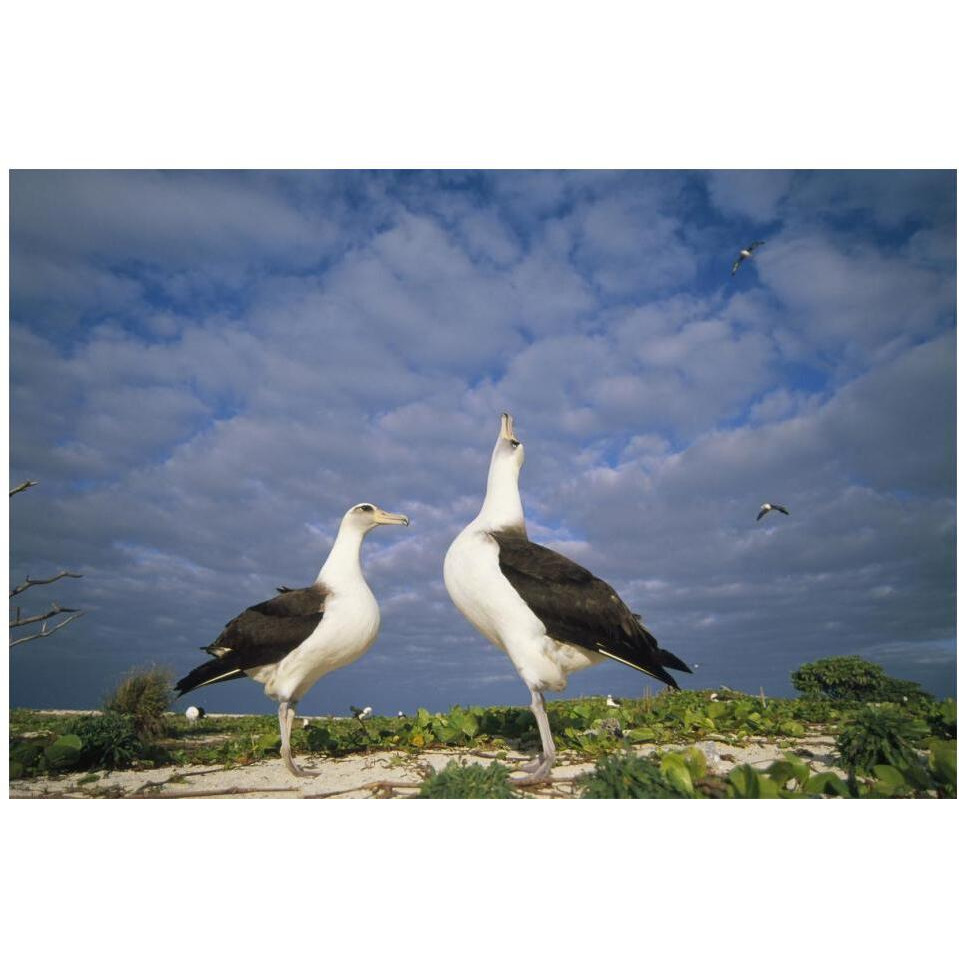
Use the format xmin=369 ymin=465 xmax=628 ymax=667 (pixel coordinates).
xmin=8 ymin=170 xmax=956 ymax=714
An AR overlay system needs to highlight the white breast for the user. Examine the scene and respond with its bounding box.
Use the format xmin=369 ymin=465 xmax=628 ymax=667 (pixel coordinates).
xmin=443 ymin=527 xmax=596 ymax=691
xmin=264 ymin=585 xmax=381 ymax=703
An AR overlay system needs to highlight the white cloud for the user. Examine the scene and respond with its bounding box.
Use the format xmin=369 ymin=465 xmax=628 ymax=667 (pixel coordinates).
xmin=706 ymin=170 xmax=794 ymax=222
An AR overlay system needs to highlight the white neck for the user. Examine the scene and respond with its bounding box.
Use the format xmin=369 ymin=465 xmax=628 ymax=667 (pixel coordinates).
xmin=473 ymin=448 xmax=526 ymax=532
xmin=317 ymin=520 xmax=368 ymax=589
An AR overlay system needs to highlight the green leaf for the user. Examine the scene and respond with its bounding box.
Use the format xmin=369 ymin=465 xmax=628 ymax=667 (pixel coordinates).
xmin=627 ymin=726 xmax=656 ymax=742
xmin=660 ymin=752 xmax=696 ymax=797
xmin=678 ymin=747 xmax=708 ymax=781
xmin=872 ymin=765 xmax=906 ymax=787
xmin=757 ymin=776 xmax=783 ymax=798
xmin=44 ymin=734 xmax=83 ymax=770
xmin=765 ymin=754 xmax=810 ymax=789
xmin=929 ymin=739 xmax=957 ymax=786
xmin=727 ymin=764 xmax=760 ymax=798
xmin=804 ymin=772 xmax=851 ymax=797
xmin=706 ymin=701 xmax=729 ymax=720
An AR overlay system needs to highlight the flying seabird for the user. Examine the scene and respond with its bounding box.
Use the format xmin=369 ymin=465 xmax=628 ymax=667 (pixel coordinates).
xmin=174 ymin=503 xmax=409 ymax=777
xmin=358 ymin=706 xmax=373 ymax=720
xmin=443 ymin=412 xmax=692 ymax=782
xmin=756 ymin=502 xmax=789 ymax=521
xmin=606 ymin=694 xmax=621 ymax=708
xmin=731 ymin=240 xmax=765 ymax=275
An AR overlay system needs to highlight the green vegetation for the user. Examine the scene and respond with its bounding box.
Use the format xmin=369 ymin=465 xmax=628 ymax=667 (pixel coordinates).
xmin=836 ymin=704 xmax=929 ymax=776
xmin=103 ymin=665 xmax=174 ymax=740
xmin=580 ymin=753 xmax=691 ymax=798
xmin=417 ymin=760 xmax=518 ymax=798
xmin=791 ymin=655 xmax=932 ymax=704
xmin=8 ymin=656 xmax=956 ymax=798
xmin=70 ymin=713 xmax=144 ymax=769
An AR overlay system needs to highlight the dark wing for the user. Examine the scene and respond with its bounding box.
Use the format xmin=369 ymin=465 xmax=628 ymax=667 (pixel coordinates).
xmin=174 ymin=585 xmax=328 ymax=696
xmin=491 ymin=532 xmax=690 ymax=688
xmin=772 ymin=504 xmax=789 ymax=515
xmin=731 ymin=256 xmax=743 ymax=275
xmin=748 ymin=240 xmax=765 ymax=252
xmin=756 ymin=506 xmax=769 ymax=521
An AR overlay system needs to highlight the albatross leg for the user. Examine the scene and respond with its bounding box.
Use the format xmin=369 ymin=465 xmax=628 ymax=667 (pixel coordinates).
xmin=513 ymin=689 xmax=556 ymax=783
xmin=279 ymin=700 xmax=320 ymax=778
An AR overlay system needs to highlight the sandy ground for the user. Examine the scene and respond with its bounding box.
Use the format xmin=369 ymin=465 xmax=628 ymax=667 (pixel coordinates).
xmin=9 ymin=733 xmax=841 ymax=799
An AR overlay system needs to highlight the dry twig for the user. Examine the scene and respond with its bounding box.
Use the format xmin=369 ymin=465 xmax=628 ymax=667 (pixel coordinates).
xmin=10 ymin=571 xmax=83 ymax=598
xmin=9 ymin=611 xmax=85 ymax=647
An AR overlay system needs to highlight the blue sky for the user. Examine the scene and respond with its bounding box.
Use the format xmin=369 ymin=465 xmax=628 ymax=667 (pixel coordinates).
xmin=8 ymin=169 xmax=957 ymax=714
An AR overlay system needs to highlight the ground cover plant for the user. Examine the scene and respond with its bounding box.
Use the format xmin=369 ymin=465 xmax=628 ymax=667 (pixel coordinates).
xmin=9 ymin=658 xmax=955 ymax=797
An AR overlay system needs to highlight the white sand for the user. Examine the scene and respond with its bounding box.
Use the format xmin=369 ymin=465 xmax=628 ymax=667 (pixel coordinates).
xmin=9 ymin=733 xmax=840 ymax=799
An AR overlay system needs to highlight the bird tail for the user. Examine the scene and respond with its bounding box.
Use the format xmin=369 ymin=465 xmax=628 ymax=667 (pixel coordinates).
xmin=632 ymin=614 xmax=694 ymax=675
xmin=174 ymin=658 xmax=245 ymax=698
xmin=656 ymin=647 xmax=694 ymax=674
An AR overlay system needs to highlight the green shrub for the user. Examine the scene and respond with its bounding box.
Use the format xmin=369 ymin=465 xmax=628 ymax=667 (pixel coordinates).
xmin=579 ymin=753 xmax=690 ymax=799
xmin=928 ymin=740 xmax=956 ymax=798
xmin=417 ymin=760 xmax=518 ymax=798
xmin=103 ymin=665 xmax=173 ymax=740
xmin=921 ymin=699 xmax=956 ymax=740
xmin=791 ymin=655 xmax=931 ymax=704
xmin=836 ymin=704 xmax=928 ymax=777
xmin=70 ymin=712 xmax=143 ymax=769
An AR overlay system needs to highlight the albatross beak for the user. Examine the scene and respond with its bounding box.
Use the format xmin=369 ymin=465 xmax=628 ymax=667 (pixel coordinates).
xmin=373 ymin=508 xmax=410 ymax=527
xmin=499 ymin=411 xmax=517 ymax=441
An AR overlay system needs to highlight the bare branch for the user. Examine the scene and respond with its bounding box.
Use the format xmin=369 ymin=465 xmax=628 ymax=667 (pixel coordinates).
xmin=10 ymin=480 xmax=38 ymax=497
xmin=9 ymin=611 xmax=85 ymax=648
xmin=10 ymin=571 xmax=83 ymax=598
xmin=10 ymin=602 xmax=80 ymax=629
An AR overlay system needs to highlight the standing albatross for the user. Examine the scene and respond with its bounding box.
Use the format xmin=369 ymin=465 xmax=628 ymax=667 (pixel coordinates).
xmin=175 ymin=503 xmax=409 ymax=777
xmin=444 ymin=413 xmax=691 ymax=782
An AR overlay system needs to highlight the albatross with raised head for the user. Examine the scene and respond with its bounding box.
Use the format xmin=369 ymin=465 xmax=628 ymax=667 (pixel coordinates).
xmin=174 ymin=502 xmax=409 ymax=777
xmin=443 ymin=413 xmax=691 ymax=782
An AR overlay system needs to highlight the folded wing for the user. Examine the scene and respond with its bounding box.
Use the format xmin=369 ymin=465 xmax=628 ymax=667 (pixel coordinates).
xmin=491 ymin=531 xmax=691 ymax=687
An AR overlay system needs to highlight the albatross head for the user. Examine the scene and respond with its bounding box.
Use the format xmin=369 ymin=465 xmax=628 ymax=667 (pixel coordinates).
xmin=492 ymin=411 xmax=525 ymax=471
xmin=345 ymin=503 xmax=411 ymax=530
xmin=476 ymin=412 xmax=526 ymax=531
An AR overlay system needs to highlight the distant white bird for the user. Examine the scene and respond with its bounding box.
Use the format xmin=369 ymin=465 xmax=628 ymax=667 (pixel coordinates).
xmin=359 ymin=706 xmax=373 ymax=720
xmin=397 ymin=710 xmax=406 ymax=718
xmin=184 ymin=705 xmax=205 ymax=725
xmin=302 ymin=718 xmax=310 ymax=728
xmin=174 ymin=503 xmax=409 ymax=777
xmin=757 ymin=502 xmax=789 ymax=522
xmin=731 ymin=240 xmax=765 ymax=275
xmin=606 ymin=694 xmax=621 ymax=708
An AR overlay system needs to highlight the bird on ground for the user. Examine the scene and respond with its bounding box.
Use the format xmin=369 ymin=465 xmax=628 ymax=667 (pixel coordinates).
xmin=606 ymin=694 xmax=621 ymax=708
xmin=174 ymin=503 xmax=410 ymax=777
xmin=443 ymin=412 xmax=692 ymax=783
xmin=731 ymin=240 xmax=765 ymax=275
xmin=184 ymin=705 xmax=205 ymax=724
xmin=756 ymin=502 xmax=789 ymax=521
xmin=397 ymin=710 xmax=406 ymax=718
